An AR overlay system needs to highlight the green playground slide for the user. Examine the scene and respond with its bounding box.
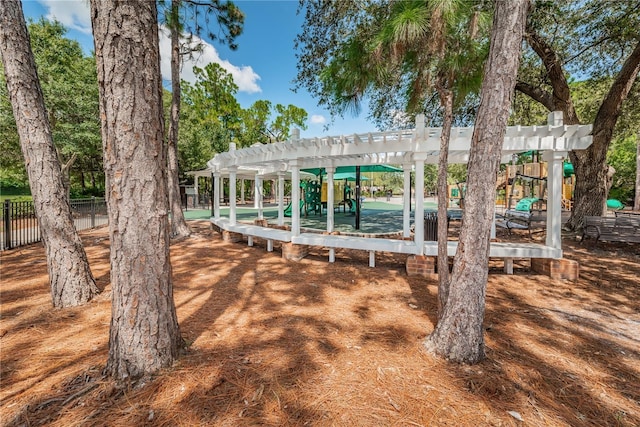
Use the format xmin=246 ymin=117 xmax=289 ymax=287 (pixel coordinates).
xmin=284 ymin=200 xmax=305 ymax=217
xmin=349 ymin=199 xmax=357 ymax=213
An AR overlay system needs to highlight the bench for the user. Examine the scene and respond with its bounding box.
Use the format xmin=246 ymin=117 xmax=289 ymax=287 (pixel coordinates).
xmin=495 ymin=209 xmax=533 ymax=235
xmin=582 ymin=216 xmax=640 ymax=244
xmin=614 ymin=210 xmax=640 ymax=218
xmin=211 ymin=218 xmax=291 ymax=251
xmin=292 ymin=233 xmax=419 ymax=266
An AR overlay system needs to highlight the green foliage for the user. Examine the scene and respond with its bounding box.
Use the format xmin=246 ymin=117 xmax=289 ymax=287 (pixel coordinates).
xmin=271 ymin=103 xmax=308 ymax=141
xmin=0 ymin=19 xmax=103 ymax=196
xmin=181 ymin=62 xmax=242 ymax=158
xmin=238 ymin=99 xmax=272 ymax=145
xmin=511 ymin=75 xmax=640 ymax=203
xmin=295 ymin=0 xmax=491 ymax=129
xmin=524 ymin=1 xmax=640 ymax=88
xmin=159 ymin=0 xmax=244 ymax=51
xmin=238 ymin=101 xmax=308 ymax=145
xmin=448 ymin=164 xmax=467 ymax=184
xmin=178 ymin=63 xmax=308 ymax=172
xmin=424 ymin=164 xmax=437 ymax=195
xmin=608 ymin=135 xmax=638 ymax=204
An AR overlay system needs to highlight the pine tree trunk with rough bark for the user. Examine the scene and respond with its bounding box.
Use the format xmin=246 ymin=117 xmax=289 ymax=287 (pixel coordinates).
xmin=0 ymin=0 xmax=98 ymax=308
xmin=424 ymin=0 xmax=529 ymax=364
xmin=167 ymin=0 xmax=190 ymax=239
xmin=90 ymin=0 xmax=182 ymax=380
xmin=436 ymin=84 xmax=453 ymax=318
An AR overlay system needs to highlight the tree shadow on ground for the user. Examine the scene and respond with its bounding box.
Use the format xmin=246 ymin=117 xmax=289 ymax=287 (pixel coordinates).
xmin=2 ymin=220 xmax=638 ymax=426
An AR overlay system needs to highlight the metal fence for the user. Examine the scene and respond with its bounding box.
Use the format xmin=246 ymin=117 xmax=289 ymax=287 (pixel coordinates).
xmin=1 ymin=197 xmax=108 ymax=251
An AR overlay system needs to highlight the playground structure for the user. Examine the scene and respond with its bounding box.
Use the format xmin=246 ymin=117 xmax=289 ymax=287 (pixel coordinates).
xmin=282 ymin=178 xmax=361 ymax=217
xmin=205 ymin=112 xmax=592 ymax=280
xmin=450 ymin=159 xmax=576 ymax=212
xmin=447 ymin=183 xmax=466 ymax=208
xmin=502 ymin=160 xmax=575 ymax=211
xmin=284 ymin=180 xmax=322 ymax=217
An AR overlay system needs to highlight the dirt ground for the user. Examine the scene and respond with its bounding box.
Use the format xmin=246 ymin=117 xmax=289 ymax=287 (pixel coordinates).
xmin=1 ymin=220 xmax=639 ymax=427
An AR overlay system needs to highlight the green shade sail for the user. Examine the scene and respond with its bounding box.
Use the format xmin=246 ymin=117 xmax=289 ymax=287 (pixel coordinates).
xmin=302 ymin=164 xmax=403 ymax=176
xmin=332 ymin=172 xmax=369 ymax=181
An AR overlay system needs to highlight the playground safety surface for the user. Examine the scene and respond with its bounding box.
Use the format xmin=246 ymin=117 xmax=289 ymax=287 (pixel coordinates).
xmin=1 ymin=221 xmax=639 ymax=426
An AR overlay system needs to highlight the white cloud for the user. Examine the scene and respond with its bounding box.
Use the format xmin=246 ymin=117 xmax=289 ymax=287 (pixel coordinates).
xmin=158 ymin=27 xmax=261 ymax=94
xmin=310 ymin=114 xmax=327 ymax=125
xmin=38 ymin=1 xmax=262 ymax=94
xmin=38 ymin=0 xmax=92 ymax=34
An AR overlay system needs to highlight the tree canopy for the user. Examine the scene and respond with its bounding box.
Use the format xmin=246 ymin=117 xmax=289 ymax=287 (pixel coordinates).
xmin=0 ymin=19 xmax=101 ymax=195
xmin=516 ymin=0 xmax=640 ymax=227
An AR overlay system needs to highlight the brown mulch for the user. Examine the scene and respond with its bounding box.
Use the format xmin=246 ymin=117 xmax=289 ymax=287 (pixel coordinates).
xmin=1 ymin=221 xmax=639 ymax=426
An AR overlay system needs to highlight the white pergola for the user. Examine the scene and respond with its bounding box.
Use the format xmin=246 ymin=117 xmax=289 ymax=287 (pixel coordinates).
xmin=205 ymin=111 xmax=592 ymax=267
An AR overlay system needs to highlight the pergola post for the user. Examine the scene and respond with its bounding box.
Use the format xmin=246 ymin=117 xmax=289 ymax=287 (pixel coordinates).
xmin=277 ymin=171 xmax=285 ymax=226
xmin=545 ymin=111 xmax=564 ymax=252
xmin=240 ymin=179 xmax=245 ymax=205
xmin=229 ymin=166 xmax=237 ymax=226
xmin=193 ymin=176 xmax=199 ymax=207
xmin=255 ymin=174 xmax=263 ymax=219
xmin=326 ymin=166 xmax=336 ymax=262
xmin=544 ymin=151 xmax=565 ymax=251
xmin=403 ymin=164 xmax=412 ymax=238
xmin=414 ymin=155 xmax=426 ymax=255
xmin=213 ymin=171 xmax=220 ymax=219
xmin=291 ymin=160 xmax=301 ymax=237
xmin=326 ymin=166 xmax=335 ymax=233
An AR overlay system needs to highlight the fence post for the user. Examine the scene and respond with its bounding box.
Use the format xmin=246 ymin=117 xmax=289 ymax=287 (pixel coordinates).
xmin=91 ymin=196 xmax=96 ymax=228
xmin=4 ymin=199 xmax=11 ymax=250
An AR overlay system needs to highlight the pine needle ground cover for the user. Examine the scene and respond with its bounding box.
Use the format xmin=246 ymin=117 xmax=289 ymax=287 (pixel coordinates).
xmin=1 ymin=221 xmax=638 ymax=426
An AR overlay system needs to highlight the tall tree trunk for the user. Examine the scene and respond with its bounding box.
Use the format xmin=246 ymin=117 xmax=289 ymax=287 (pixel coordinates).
xmin=0 ymin=0 xmax=98 ymax=308
xmin=435 ymin=84 xmax=453 ymax=318
xmin=80 ymin=170 xmax=86 ymax=193
xmin=424 ymin=0 xmax=529 ymax=364
xmin=90 ymin=0 xmax=182 ymax=380
xmin=58 ymin=150 xmax=77 ymax=201
xmin=167 ymin=0 xmax=190 ymax=239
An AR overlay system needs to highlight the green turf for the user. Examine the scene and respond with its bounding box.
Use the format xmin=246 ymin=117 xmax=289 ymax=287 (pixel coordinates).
xmin=181 ymin=199 xmax=439 ymax=234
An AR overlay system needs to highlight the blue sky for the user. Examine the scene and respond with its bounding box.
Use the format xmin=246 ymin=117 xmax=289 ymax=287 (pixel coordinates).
xmin=21 ymin=0 xmax=378 ymax=137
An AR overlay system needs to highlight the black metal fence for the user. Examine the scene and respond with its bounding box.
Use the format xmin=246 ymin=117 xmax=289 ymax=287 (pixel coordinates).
xmin=1 ymin=197 xmax=108 ymax=251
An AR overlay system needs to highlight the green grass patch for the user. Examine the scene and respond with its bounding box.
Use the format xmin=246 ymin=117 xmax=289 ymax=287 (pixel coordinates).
xmin=0 ymin=194 xmax=33 ymax=203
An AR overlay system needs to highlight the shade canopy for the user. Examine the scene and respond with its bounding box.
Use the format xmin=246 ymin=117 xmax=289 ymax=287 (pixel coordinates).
xmin=302 ymin=164 xmax=403 ymax=176
xmin=332 ymin=172 xmax=370 ymax=181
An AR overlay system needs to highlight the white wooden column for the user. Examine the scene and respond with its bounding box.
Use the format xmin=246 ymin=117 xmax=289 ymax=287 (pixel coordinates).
xmin=277 ymin=171 xmax=285 ymax=226
xmin=545 ymin=111 xmax=564 ymax=252
xmin=193 ymin=176 xmax=199 ymax=206
xmin=544 ymin=151 xmax=565 ymax=251
xmin=255 ymin=175 xmax=264 ymax=219
xmin=403 ymin=164 xmax=412 ymax=238
xmin=240 ymin=179 xmax=245 ymax=205
xmin=229 ymin=167 xmax=237 ymax=225
xmin=291 ymin=160 xmax=301 ymax=236
xmin=213 ymin=172 xmax=220 ymax=219
xmin=414 ymin=155 xmax=425 ymax=255
xmin=326 ymin=166 xmax=335 ymax=232
xmin=326 ymin=166 xmax=336 ymax=262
